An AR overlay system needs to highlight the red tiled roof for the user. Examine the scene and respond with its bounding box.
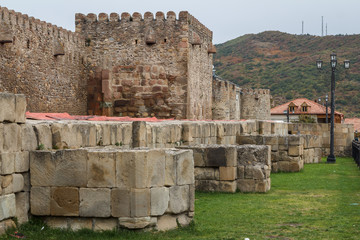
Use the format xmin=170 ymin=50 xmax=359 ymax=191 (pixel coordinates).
xmin=344 ymin=118 xmax=360 ymax=132
xmin=271 ymin=98 xmax=343 ymax=116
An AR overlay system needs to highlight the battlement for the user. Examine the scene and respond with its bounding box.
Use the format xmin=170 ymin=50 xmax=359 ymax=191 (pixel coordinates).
xmin=241 ymin=88 xmax=271 ymax=95
xmin=0 ymin=6 xmax=83 ymax=44
xmin=75 ymin=10 xmax=212 ymax=38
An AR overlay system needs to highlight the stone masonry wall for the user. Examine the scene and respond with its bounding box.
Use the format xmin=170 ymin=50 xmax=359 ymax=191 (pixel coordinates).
xmin=76 ymin=11 xmax=213 ymax=119
xmin=212 ymin=78 xmax=241 ymax=120
xmin=179 ymin=145 xmax=271 ymax=193
xmin=0 ymin=6 xmax=87 ymax=114
xmin=0 ymin=93 xmax=28 ymax=235
xmin=241 ymin=89 xmax=271 ymax=120
xmin=288 ymin=123 xmax=354 ymax=156
xmin=30 ymin=147 xmax=194 ymax=231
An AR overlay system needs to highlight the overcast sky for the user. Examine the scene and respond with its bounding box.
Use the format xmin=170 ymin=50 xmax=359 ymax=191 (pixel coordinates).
xmin=1 ymin=0 xmax=359 ymax=44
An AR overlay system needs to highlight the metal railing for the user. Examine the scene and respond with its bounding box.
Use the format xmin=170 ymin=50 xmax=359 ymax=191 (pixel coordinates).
xmin=352 ymin=140 xmax=360 ymax=168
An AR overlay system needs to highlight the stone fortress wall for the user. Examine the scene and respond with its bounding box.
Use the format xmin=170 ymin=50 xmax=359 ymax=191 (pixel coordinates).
xmin=0 ymin=92 xmax=354 ymax=233
xmin=0 ymin=7 xmax=87 ymax=114
xmin=0 ymin=5 xmax=269 ymax=121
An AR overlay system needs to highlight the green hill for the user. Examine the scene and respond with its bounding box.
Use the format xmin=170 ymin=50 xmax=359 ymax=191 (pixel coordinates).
xmin=214 ymin=31 xmax=360 ymax=117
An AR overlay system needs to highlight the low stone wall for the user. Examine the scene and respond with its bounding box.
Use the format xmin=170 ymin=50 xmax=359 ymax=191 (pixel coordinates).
xmin=289 ymin=123 xmax=354 ymax=156
xmin=178 ymin=145 xmax=271 ymax=193
xmin=0 ymin=93 xmax=28 ymax=235
xmin=238 ymin=134 xmax=322 ymax=172
xmin=30 ymin=147 xmax=194 ymax=231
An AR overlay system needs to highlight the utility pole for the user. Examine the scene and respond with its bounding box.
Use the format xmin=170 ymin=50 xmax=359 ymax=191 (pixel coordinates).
xmin=322 ymin=16 xmax=324 ymax=36
xmin=302 ymin=21 xmax=304 ymax=35
xmin=326 ymin=23 xmax=328 ymax=36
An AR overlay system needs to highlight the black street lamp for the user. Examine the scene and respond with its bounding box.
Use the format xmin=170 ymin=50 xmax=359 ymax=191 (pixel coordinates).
xmin=325 ymin=94 xmax=329 ymax=124
xmin=317 ymin=53 xmax=350 ymax=163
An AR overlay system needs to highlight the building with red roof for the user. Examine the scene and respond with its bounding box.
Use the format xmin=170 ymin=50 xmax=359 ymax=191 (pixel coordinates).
xmin=271 ymin=98 xmax=344 ymax=123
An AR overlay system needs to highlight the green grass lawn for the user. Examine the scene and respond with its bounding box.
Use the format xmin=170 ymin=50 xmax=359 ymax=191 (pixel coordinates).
xmin=2 ymin=157 xmax=360 ymax=240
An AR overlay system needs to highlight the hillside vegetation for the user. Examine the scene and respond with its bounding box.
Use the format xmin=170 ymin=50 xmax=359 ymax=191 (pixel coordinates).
xmin=214 ymin=31 xmax=360 ymax=117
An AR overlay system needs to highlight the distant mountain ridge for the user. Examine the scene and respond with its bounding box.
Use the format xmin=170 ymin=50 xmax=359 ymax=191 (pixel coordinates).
xmin=214 ymin=31 xmax=360 ymax=117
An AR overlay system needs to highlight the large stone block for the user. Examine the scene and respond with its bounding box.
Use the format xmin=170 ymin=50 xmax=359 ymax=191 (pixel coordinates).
xmin=12 ymin=173 xmax=24 ymax=193
xmin=157 ymin=213 xmax=192 ymax=231
xmin=176 ymin=150 xmax=194 ymax=185
xmin=116 ymin=151 xmax=149 ymax=189
xmin=119 ymin=216 xmax=155 ymax=229
xmin=147 ymin=150 xmax=166 ymax=187
xmin=132 ymin=121 xmax=147 ymax=148
xmin=164 ymin=150 xmax=177 ymax=186
xmin=195 ymin=167 xmax=216 ymax=180
xmin=3 ymin=123 xmax=21 ymax=152
xmin=31 ymin=187 xmax=50 ymax=215
xmin=111 ymin=188 xmax=131 ymax=217
xmin=131 ymin=188 xmax=150 ymax=217
xmin=0 ymin=152 xmax=15 ymax=175
xmin=94 ymin=218 xmax=118 ymax=231
xmin=21 ymin=124 xmax=38 ymax=151
xmin=219 ymin=167 xmax=237 ymax=181
xmin=0 ymin=124 xmax=3 ymax=152
xmin=0 ymin=93 xmax=15 ymax=123
xmin=237 ymin=145 xmax=270 ymax=166
xmin=0 ymin=219 xmax=16 ymax=235
xmin=2 ymin=175 xmax=13 ymax=194
xmin=15 ymin=151 xmax=29 ymax=173
xmin=168 ymin=185 xmax=189 ymax=214
xmin=245 ymin=165 xmax=264 ymax=180
xmin=205 ymin=147 xmax=227 ymax=166
xmin=87 ymin=151 xmax=115 ymax=187
xmin=0 ymin=194 xmax=16 ymax=221
xmin=151 ymin=187 xmax=169 ymax=216
xmin=30 ymin=149 xmax=87 ymax=187
xmin=68 ymin=218 xmax=93 ymax=231
xmin=45 ymin=217 xmax=69 ymax=230
xmin=79 ymin=188 xmax=111 ymax=217
xmin=33 ymin=123 xmax=52 ymax=150
xmin=15 ymin=94 xmax=26 ymax=123
xmin=16 ymin=192 xmax=29 ymax=224
xmin=50 ymin=187 xmax=79 ymax=216
xmin=288 ymin=145 xmax=303 ymax=156
xmin=237 ymin=179 xmax=255 ymax=192
xmin=278 ymin=161 xmax=290 ymax=172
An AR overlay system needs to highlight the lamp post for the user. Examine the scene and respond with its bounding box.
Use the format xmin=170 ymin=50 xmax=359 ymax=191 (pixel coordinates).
xmin=325 ymin=94 xmax=329 ymax=124
xmin=317 ymin=53 xmax=350 ymax=163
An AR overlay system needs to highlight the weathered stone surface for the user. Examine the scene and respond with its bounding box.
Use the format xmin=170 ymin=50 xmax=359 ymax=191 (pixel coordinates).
xmin=147 ymin=150 xmax=165 ymax=187
xmin=94 ymin=218 xmax=118 ymax=231
xmin=195 ymin=167 xmax=216 ymax=180
xmin=119 ymin=216 xmax=155 ymax=229
xmin=288 ymin=145 xmax=303 ymax=156
xmin=15 ymin=151 xmax=30 ymax=173
xmin=237 ymin=179 xmax=256 ymax=192
xmin=205 ymin=147 xmax=227 ymax=166
xmin=195 ymin=179 xmax=236 ymax=192
xmin=132 ymin=121 xmax=147 ymax=148
xmin=0 ymin=219 xmax=16 ymax=236
xmin=176 ymin=150 xmax=194 ymax=185
xmin=0 ymin=93 xmax=15 ymax=123
xmin=2 ymin=175 xmax=13 ymax=194
xmin=30 ymin=150 xmax=87 ymax=187
xmin=87 ymin=151 xmax=115 ymax=187
xmin=289 ymin=161 xmax=302 ymax=172
xmin=3 ymin=123 xmax=21 ymax=152
xmin=237 ymin=145 xmax=270 ymax=166
xmin=278 ymin=161 xmax=290 ymax=172
xmin=193 ymin=149 xmax=206 ymax=166
xmin=15 ymin=94 xmax=26 ymax=123
xmin=68 ymin=218 xmax=93 ymax=231
xmin=12 ymin=173 xmax=24 ymax=193
xmin=0 ymin=194 xmax=16 ymax=221
xmin=21 ymin=124 xmax=38 ymax=151
xmin=164 ymin=150 xmax=177 ymax=186
xmin=116 ymin=151 xmax=149 ymax=189
xmin=22 ymin=172 xmax=30 ymax=192
xmin=111 ymin=188 xmax=131 ymax=217
xmin=0 ymin=152 xmax=15 ymax=175
xmin=51 ymin=187 xmax=79 ymax=216
xmin=168 ymin=185 xmax=189 ymax=214
xmin=79 ymin=188 xmax=111 ymax=217
xmin=16 ymin=192 xmax=29 ymax=224
xmin=0 ymin=124 xmax=3 ymax=153
xmin=131 ymin=188 xmax=150 ymax=217
xmin=31 ymin=187 xmax=50 ymax=215
xmin=150 ymin=187 xmax=169 ymax=216
xmin=156 ymin=214 xmax=178 ymax=231
xmin=245 ymin=165 xmax=264 ymax=180
xmin=45 ymin=217 xmax=70 ymax=230
xmin=219 ymin=166 xmax=237 ymax=181
xmin=33 ymin=123 xmax=52 ymax=150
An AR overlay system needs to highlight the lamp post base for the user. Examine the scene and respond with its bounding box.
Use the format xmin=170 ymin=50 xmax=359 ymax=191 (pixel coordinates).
xmin=326 ymin=155 xmax=336 ymax=164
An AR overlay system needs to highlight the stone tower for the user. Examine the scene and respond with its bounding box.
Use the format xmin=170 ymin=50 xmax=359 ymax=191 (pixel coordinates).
xmin=76 ymin=11 xmax=217 ymax=120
